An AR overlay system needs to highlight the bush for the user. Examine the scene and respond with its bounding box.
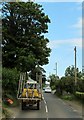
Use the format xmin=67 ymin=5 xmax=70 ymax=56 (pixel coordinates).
xmin=61 ymin=94 xmax=75 ymax=101
xmin=75 ymin=91 xmax=84 ymax=102
xmin=2 ymin=68 xmax=20 ymax=98
xmin=51 ymin=85 xmax=56 ymax=90
xmin=61 ymin=76 xmax=75 ymax=94
xmin=2 ymin=101 xmax=13 ymax=118
xmin=76 ymin=79 xmax=84 ymax=92
xmin=2 ymin=68 xmax=19 ymax=90
xmin=75 ymin=91 xmax=84 ymax=100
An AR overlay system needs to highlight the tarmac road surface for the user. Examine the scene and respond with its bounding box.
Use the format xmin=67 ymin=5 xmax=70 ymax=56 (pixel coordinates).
xmin=10 ymin=92 xmax=83 ymax=119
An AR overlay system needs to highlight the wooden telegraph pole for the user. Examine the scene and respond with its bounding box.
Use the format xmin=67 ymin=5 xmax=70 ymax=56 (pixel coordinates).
xmin=56 ymin=62 xmax=57 ymax=76
xmin=74 ymin=46 xmax=77 ymax=86
xmin=54 ymin=62 xmax=57 ymax=77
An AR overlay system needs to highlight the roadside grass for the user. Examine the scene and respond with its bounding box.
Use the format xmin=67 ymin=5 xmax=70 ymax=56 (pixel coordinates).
xmin=2 ymin=93 xmax=19 ymax=118
xmin=3 ymin=98 xmax=19 ymax=108
xmin=2 ymin=107 xmax=14 ymax=118
xmin=3 ymin=93 xmax=19 ymax=107
xmin=59 ymin=93 xmax=84 ymax=105
xmin=61 ymin=94 xmax=75 ymax=101
xmin=2 ymin=102 xmax=13 ymax=118
xmin=2 ymin=99 xmax=19 ymax=118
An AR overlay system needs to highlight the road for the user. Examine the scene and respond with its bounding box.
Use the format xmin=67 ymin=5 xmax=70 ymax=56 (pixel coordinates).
xmin=43 ymin=93 xmax=82 ymax=118
xmin=12 ymin=92 xmax=83 ymax=119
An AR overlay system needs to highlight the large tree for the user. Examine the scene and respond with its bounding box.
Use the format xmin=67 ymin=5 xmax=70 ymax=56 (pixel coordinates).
xmin=2 ymin=2 xmax=51 ymax=72
xmin=65 ymin=65 xmax=82 ymax=78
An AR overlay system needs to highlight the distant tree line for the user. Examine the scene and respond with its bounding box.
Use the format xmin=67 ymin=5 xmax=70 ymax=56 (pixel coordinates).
xmin=50 ymin=65 xmax=84 ymax=99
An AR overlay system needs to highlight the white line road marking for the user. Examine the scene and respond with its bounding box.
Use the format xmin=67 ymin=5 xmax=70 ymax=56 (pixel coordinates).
xmin=42 ymin=97 xmax=44 ymax=100
xmin=73 ymin=109 xmax=78 ymax=112
xmin=42 ymin=94 xmax=44 ymax=99
xmin=43 ymin=95 xmax=48 ymax=113
xmin=45 ymin=105 xmax=48 ymax=113
xmin=12 ymin=117 xmax=15 ymax=120
xmin=47 ymin=116 xmax=48 ymax=120
xmin=44 ymin=99 xmax=47 ymax=104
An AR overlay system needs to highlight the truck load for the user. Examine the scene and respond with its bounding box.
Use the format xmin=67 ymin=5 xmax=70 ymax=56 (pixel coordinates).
xmin=17 ymin=73 xmax=42 ymax=110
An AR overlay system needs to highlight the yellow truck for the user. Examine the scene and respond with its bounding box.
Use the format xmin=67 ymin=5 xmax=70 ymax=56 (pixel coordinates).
xmin=17 ymin=75 xmax=42 ymax=110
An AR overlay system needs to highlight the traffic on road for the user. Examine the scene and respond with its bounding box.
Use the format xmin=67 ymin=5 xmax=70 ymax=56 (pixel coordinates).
xmin=11 ymin=92 xmax=82 ymax=119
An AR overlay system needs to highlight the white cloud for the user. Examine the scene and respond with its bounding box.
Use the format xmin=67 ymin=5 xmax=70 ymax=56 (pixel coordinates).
xmin=48 ymin=38 xmax=82 ymax=49
xmin=76 ymin=2 xmax=82 ymax=10
xmin=71 ymin=17 xmax=84 ymax=29
xmin=72 ymin=18 xmax=82 ymax=29
xmin=71 ymin=17 xmax=82 ymax=37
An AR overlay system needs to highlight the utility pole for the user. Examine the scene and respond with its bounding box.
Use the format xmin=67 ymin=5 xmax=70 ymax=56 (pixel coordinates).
xmin=56 ymin=62 xmax=57 ymax=76
xmin=74 ymin=46 xmax=77 ymax=86
xmin=54 ymin=62 xmax=57 ymax=76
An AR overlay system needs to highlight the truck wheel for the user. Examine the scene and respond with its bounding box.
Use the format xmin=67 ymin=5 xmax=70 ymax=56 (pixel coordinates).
xmin=21 ymin=100 xmax=26 ymax=110
xmin=37 ymin=101 xmax=40 ymax=110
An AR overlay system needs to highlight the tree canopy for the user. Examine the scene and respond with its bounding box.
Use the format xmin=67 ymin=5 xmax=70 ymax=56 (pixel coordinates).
xmin=2 ymin=2 xmax=51 ymax=72
xmin=65 ymin=65 xmax=82 ymax=78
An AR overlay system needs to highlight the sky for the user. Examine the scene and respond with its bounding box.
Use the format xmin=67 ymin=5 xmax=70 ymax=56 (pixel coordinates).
xmin=40 ymin=2 xmax=82 ymax=77
xmin=20 ymin=0 xmax=82 ymax=78
xmin=2 ymin=0 xmax=83 ymax=78
xmin=35 ymin=1 xmax=82 ymax=78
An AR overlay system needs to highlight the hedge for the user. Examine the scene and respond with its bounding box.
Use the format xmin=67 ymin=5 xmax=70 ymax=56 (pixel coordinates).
xmin=75 ymin=91 xmax=84 ymax=100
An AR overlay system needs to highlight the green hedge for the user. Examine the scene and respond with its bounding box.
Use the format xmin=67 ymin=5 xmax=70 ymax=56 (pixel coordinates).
xmin=61 ymin=95 xmax=73 ymax=101
xmin=2 ymin=68 xmax=20 ymax=97
xmin=75 ymin=91 xmax=84 ymax=100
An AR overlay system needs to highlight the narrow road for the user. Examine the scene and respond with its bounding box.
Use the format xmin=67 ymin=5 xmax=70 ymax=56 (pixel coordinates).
xmin=15 ymin=99 xmax=46 ymax=118
xmin=10 ymin=92 xmax=83 ymax=119
xmin=43 ymin=93 xmax=82 ymax=118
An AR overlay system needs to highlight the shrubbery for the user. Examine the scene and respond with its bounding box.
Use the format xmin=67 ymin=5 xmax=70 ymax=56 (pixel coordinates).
xmin=2 ymin=68 xmax=20 ymax=118
xmin=61 ymin=94 xmax=75 ymax=101
xmin=75 ymin=91 xmax=84 ymax=100
xmin=50 ymin=75 xmax=84 ymax=100
xmin=60 ymin=76 xmax=75 ymax=94
xmin=76 ymin=79 xmax=84 ymax=92
xmin=2 ymin=68 xmax=20 ymax=98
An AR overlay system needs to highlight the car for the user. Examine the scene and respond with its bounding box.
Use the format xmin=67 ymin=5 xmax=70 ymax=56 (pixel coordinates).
xmin=44 ymin=87 xmax=51 ymax=93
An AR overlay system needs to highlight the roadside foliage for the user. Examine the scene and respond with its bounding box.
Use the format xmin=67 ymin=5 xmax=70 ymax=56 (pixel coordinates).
xmin=2 ymin=2 xmax=51 ymax=117
xmin=50 ymin=66 xmax=84 ymax=100
xmin=2 ymin=2 xmax=51 ymax=73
